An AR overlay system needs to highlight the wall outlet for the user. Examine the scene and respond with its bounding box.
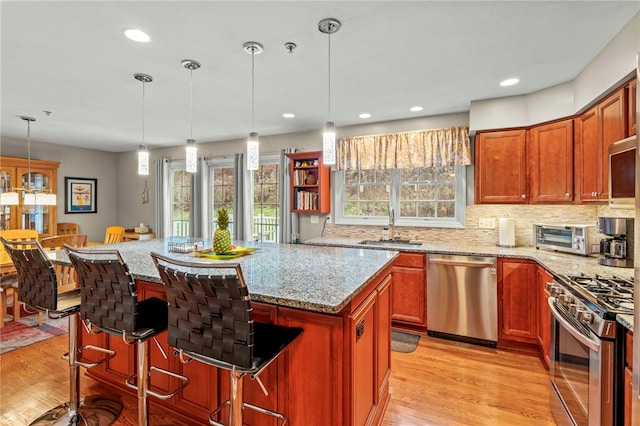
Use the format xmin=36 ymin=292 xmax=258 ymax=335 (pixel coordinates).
xmin=478 ymin=218 xmax=496 ymax=229
xmin=325 ymin=215 xmax=331 ymax=224
xmin=310 ymin=215 xmax=319 ymax=224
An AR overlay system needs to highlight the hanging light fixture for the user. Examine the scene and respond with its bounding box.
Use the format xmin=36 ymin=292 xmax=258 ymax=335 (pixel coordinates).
xmin=0 ymin=116 xmax=57 ymax=206
xmin=183 ymin=59 xmax=201 ymax=173
xmin=135 ymin=73 xmax=153 ymax=175
xmin=243 ymin=41 xmax=263 ymax=171
xmin=318 ymin=18 xmax=341 ymax=166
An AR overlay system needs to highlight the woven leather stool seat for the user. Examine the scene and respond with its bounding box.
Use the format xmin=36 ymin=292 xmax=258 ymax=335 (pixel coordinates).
xmin=66 ymin=246 xmax=188 ymax=426
xmin=151 ymin=252 xmax=303 ymax=426
xmin=1 ymin=237 xmax=121 ymax=426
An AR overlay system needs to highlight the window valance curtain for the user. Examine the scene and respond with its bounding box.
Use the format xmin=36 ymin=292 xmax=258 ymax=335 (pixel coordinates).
xmin=335 ymin=126 xmax=471 ymax=170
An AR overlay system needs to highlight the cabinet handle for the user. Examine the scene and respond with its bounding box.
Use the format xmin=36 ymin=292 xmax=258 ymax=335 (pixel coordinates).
xmin=356 ymin=319 xmax=365 ymax=342
xmin=565 ymin=193 xmax=570 ymax=198
xmin=521 ymin=194 xmax=526 ymax=199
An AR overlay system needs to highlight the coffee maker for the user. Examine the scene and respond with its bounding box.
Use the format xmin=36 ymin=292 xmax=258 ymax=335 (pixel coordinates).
xmin=597 ymin=217 xmax=634 ymax=268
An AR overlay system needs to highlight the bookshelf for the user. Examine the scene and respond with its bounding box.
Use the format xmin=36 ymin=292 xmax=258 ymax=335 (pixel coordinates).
xmin=286 ymin=151 xmax=330 ymax=213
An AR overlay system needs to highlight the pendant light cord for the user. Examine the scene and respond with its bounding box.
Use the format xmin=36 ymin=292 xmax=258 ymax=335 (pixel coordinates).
xmin=327 ymin=31 xmax=332 ymax=121
xmin=26 ymin=119 xmax=32 ymax=190
xmin=251 ymin=48 xmax=255 ymax=133
xmin=189 ymin=67 xmax=194 ymax=139
xmin=142 ymin=81 xmax=146 ymax=146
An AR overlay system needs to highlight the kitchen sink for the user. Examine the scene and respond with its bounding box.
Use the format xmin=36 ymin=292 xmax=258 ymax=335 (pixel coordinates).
xmin=359 ymin=239 xmax=423 ymax=247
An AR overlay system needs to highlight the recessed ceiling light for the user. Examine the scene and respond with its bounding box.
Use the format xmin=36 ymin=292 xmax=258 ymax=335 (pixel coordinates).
xmin=500 ymin=78 xmax=520 ymax=87
xmin=359 ymin=113 xmax=371 ymax=119
xmin=282 ymin=113 xmax=295 ymax=118
xmin=410 ymin=106 xmax=423 ymax=112
xmin=124 ymin=28 xmax=151 ymax=43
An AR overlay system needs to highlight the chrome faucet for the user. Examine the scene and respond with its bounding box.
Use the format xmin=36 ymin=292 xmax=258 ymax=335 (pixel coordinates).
xmin=389 ymin=206 xmax=396 ymax=240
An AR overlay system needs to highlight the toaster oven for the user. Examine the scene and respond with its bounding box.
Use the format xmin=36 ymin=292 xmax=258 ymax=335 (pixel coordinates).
xmin=533 ymin=223 xmax=596 ymax=256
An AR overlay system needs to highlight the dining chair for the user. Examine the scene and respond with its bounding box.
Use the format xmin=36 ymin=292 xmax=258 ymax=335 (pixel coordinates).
xmin=40 ymin=234 xmax=88 ymax=293
xmin=57 ymin=222 xmax=80 ymax=235
xmin=0 ymin=229 xmax=40 ymax=324
xmin=104 ymin=226 xmax=125 ymax=244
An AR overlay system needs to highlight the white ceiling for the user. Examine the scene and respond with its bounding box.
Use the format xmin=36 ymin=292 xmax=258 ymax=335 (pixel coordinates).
xmin=1 ymin=1 xmax=638 ymax=153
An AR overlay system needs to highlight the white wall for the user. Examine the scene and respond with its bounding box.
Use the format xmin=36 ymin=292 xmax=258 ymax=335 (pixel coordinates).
xmin=1 ymin=136 xmax=118 ymax=241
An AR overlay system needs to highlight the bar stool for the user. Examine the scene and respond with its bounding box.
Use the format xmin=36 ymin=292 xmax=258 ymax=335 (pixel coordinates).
xmin=151 ymin=252 xmax=303 ymax=426
xmin=66 ymin=246 xmax=189 ymax=426
xmin=0 ymin=237 xmax=121 ymax=426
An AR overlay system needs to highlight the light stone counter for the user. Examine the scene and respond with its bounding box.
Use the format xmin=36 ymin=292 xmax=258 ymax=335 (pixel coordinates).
xmin=52 ymin=238 xmax=398 ymax=314
xmin=306 ymin=237 xmax=637 ymax=330
xmin=305 ymin=237 xmax=634 ymax=279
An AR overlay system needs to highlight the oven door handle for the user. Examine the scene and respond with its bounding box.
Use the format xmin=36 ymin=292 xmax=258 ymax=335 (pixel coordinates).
xmin=548 ymin=297 xmax=600 ymax=352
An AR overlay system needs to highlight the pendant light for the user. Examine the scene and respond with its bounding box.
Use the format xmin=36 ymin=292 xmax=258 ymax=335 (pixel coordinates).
xmin=135 ymin=73 xmax=152 ymax=175
xmin=243 ymin=41 xmax=263 ymax=171
xmin=183 ymin=59 xmax=201 ymax=173
xmin=318 ymin=18 xmax=341 ymax=166
xmin=0 ymin=116 xmax=56 ymax=206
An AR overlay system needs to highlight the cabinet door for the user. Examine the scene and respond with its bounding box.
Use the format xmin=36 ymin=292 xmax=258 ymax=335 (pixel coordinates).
xmin=625 ymin=366 xmax=633 ymax=426
xmin=475 ymin=130 xmax=527 ymax=204
xmin=528 ymin=119 xmax=574 ymax=203
xmin=500 ymin=260 xmax=538 ymax=343
xmin=0 ymin=168 xmax=18 ymax=231
xmin=18 ymin=166 xmax=57 ymax=236
xmin=600 ymin=88 xmax=627 ymax=200
xmin=392 ymin=266 xmax=426 ymax=328
xmin=376 ymin=276 xmax=392 ymax=401
xmin=629 ymin=79 xmax=637 ymax=137
xmin=537 ymin=266 xmax=552 ymax=368
xmin=350 ymin=291 xmax=377 ymax=426
xmin=576 ymin=107 xmax=603 ymax=201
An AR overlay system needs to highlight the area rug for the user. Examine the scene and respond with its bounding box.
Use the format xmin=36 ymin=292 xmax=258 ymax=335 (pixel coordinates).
xmin=0 ymin=314 xmax=68 ymax=354
xmin=391 ymin=330 xmax=420 ymax=353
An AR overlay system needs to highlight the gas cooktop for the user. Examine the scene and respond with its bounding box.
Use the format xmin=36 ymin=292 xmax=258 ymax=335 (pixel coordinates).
xmin=563 ymin=273 xmax=634 ymax=316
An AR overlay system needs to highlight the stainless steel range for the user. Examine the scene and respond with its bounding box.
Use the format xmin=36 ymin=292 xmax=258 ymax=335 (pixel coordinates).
xmin=546 ymin=273 xmax=633 ymax=426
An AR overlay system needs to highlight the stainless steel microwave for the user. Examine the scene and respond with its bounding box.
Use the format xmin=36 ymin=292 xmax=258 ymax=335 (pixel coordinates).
xmin=609 ymin=135 xmax=636 ymax=209
xmin=533 ymin=223 xmax=596 ymax=256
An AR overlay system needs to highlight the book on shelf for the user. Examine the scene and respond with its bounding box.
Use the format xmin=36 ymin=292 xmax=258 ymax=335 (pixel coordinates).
xmin=295 ymin=190 xmax=319 ymax=210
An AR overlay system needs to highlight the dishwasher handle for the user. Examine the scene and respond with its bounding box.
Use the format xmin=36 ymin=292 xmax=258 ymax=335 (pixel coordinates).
xmin=429 ymin=258 xmax=495 ymax=268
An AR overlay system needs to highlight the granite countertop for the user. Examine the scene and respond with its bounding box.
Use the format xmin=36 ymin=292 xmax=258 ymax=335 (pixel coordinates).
xmin=306 ymin=236 xmax=636 ymax=330
xmin=52 ymin=238 xmax=398 ymax=314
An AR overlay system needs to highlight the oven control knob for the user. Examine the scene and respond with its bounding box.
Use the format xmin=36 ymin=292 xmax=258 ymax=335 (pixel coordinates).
xmin=569 ymin=305 xmax=580 ymax=316
xmin=559 ymin=294 xmax=573 ymax=305
xmin=577 ymin=311 xmax=593 ymax=325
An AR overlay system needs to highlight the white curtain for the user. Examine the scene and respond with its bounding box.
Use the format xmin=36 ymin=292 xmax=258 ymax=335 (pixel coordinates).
xmin=154 ymin=157 xmax=170 ymax=237
xmin=279 ymin=148 xmax=298 ymax=244
xmin=190 ymin=157 xmax=208 ymax=238
xmin=233 ymin=153 xmax=253 ymax=241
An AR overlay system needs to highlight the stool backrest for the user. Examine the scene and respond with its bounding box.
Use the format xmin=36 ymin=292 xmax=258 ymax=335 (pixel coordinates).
xmin=0 ymin=237 xmax=58 ymax=311
xmin=66 ymin=246 xmax=138 ymax=333
xmin=150 ymin=252 xmax=254 ymax=369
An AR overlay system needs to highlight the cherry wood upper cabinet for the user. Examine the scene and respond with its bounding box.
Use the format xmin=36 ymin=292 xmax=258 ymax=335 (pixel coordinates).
xmin=528 ymin=119 xmax=574 ymax=203
xmin=575 ymin=87 xmax=626 ymax=202
xmin=475 ymin=129 xmax=527 ymax=204
xmin=628 ymin=78 xmax=637 ymax=136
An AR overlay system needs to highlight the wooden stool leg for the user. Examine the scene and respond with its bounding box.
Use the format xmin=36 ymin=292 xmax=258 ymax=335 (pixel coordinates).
xmin=0 ymin=288 xmax=5 ymax=328
xmin=12 ymin=288 xmax=20 ymax=320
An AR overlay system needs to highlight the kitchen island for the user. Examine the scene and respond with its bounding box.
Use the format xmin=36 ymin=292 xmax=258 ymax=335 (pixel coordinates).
xmin=53 ymin=239 xmax=397 ymax=426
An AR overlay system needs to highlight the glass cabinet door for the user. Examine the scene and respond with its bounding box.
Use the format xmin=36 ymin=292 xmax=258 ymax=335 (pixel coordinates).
xmin=0 ymin=170 xmax=15 ymax=230
xmin=20 ymin=169 xmax=52 ymax=235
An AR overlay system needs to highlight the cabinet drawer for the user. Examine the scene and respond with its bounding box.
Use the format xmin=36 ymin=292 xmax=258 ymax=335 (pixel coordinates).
xmin=394 ymin=252 xmax=426 ymax=268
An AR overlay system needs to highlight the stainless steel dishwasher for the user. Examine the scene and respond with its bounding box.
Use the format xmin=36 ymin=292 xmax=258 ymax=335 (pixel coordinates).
xmin=427 ymin=254 xmax=498 ymax=347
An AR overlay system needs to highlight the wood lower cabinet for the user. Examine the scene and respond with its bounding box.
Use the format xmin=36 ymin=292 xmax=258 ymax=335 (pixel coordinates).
xmin=625 ymin=330 xmax=633 ymax=426
xmin=629 ymin=78 xmax=637 ymax=136
xmin=391 ymin=252 xmax=427 ymax=330
xmin=528 ymin=119 xmax=574 ymax=203
xmin=475 ymin=129 xmax=528 ymax=204
xmin=499 ymin=259 xmax=538 ymax=345
xmin=80 ymin=268 xmax=393 ymax=426
xmin=536 ymin=266 xmax=552 ymax=368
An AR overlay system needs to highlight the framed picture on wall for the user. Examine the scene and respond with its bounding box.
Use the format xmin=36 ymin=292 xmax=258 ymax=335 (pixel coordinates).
xmin=64 ymin=177 xmax=97 ymax=214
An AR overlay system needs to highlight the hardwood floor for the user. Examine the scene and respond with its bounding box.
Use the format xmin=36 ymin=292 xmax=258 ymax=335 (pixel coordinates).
xmin=1 ymin=333 xmax=556 ymax=425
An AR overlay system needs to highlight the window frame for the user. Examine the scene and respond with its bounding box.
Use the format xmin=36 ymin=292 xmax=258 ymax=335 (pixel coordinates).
xmin=333 ymin=165 xmax=467 ymax=229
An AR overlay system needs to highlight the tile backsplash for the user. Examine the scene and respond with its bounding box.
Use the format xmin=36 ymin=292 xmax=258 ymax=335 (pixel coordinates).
xmin=322 ymin=204 xmax=635 ymax=247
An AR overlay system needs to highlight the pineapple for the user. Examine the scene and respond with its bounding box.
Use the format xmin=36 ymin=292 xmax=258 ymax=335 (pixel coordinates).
xmin=213 ymin=208 xmax=232 ymax=254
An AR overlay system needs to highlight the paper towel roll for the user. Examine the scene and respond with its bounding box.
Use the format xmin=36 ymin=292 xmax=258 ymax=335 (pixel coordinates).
xmin=498 ymin=217 xmax=515 ymax=247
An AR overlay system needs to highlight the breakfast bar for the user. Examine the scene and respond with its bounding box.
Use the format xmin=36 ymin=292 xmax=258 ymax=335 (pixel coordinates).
xmin=54 ymin=238 xmax=397 ymax=425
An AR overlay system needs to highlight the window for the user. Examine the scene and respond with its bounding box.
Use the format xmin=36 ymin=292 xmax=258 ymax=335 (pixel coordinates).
xmin=335 ymin=165 xmax=466 ymax=228
xmin=252 ymin=157 xmax=279 ymax=242
xmin=169 ymin=163 xmax=191 ymax=236
xmin=209 ymin=161 xmax=235 ymax=236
